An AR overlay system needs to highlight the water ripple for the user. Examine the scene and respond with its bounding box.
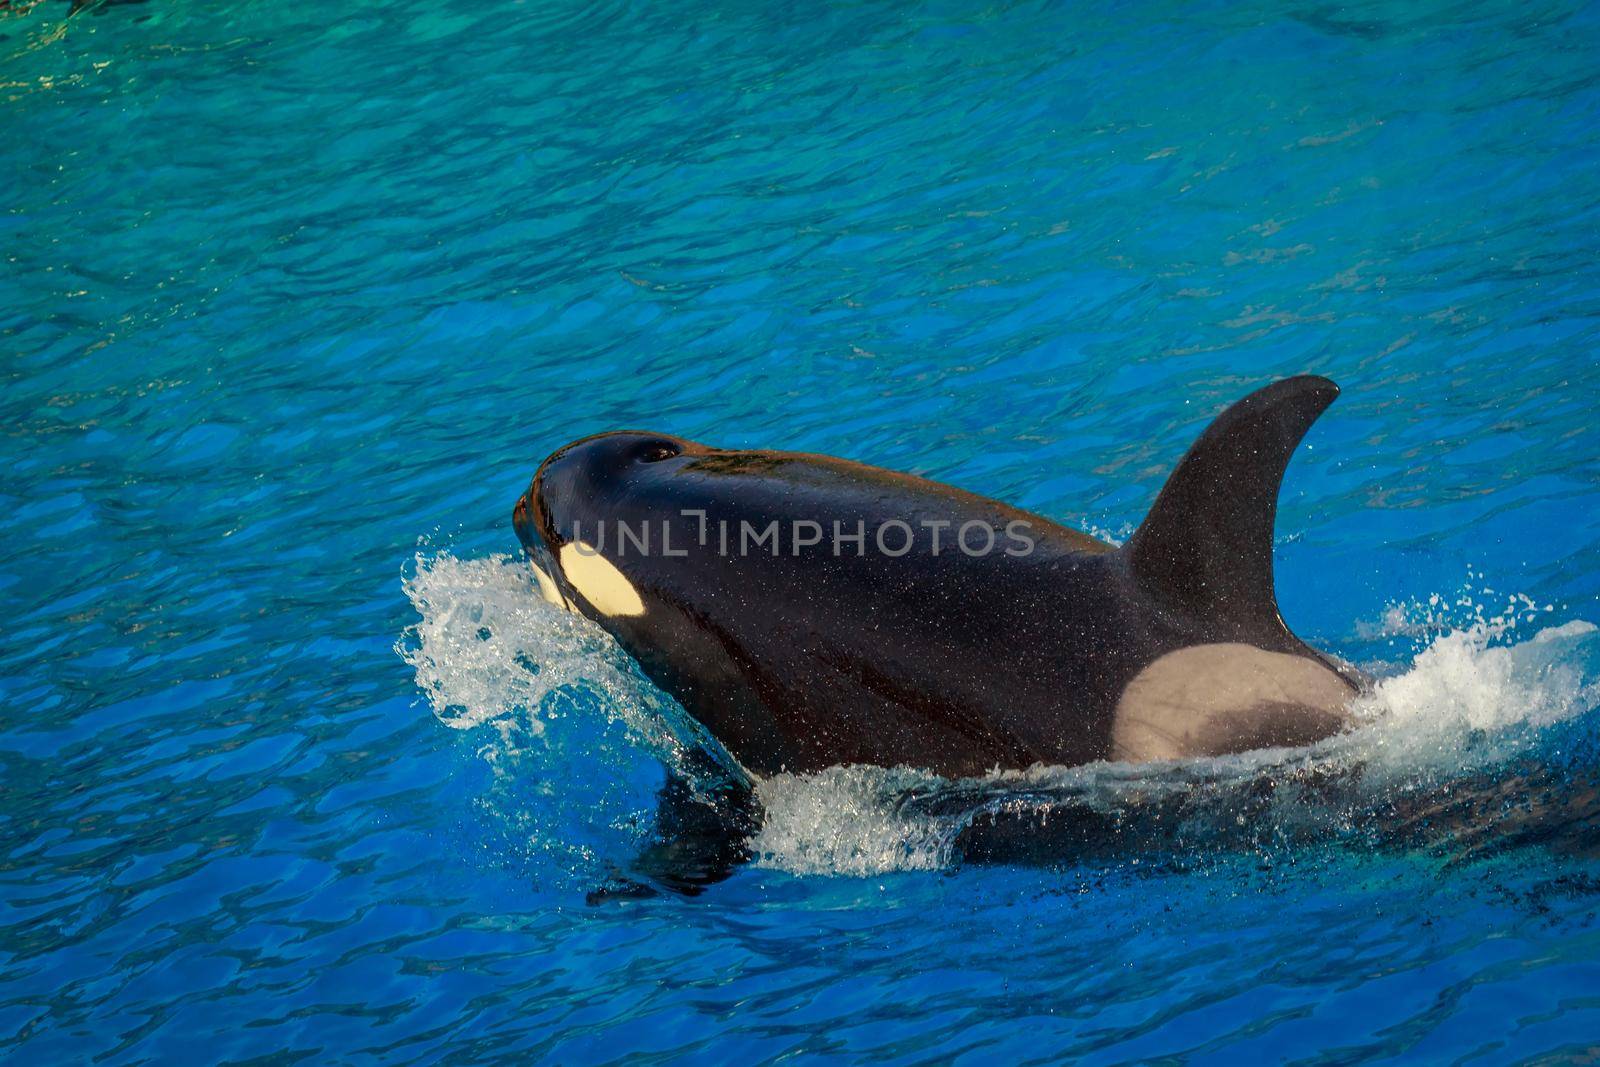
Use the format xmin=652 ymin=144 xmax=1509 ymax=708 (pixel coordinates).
xmin=5 ymin=0 xmax=1600 ymax=1059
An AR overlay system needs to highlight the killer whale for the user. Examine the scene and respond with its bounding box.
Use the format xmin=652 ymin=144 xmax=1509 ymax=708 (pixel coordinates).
xmin=515 ymin=375 xmax=1362 ymax=778
xmin=512 ymin=375 xmax=1365 ymax=892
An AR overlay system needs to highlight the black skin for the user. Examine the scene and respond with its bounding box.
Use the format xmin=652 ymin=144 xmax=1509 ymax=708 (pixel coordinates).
xmin=520 ymin=439 xmax=1162 ymax=776
xmin=512 ymin=375 xmax=1365 ymax=892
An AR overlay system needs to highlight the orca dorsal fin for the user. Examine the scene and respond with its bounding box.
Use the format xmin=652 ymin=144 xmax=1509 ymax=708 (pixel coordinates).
xmin=1123 ymin=375 xmax=1339 ymax=642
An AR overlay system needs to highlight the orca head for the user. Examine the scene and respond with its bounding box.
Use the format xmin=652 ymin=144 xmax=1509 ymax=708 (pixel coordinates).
xmin=513 ymin=431 xmax=699 ymax=620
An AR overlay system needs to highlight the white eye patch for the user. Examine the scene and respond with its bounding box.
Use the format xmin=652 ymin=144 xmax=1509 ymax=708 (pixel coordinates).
xmin=558 ymin=542 xmax=646 ymax=617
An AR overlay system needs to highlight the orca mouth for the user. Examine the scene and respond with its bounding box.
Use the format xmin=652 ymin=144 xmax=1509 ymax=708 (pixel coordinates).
xmin=512 ymin=484 xmax=574 ymax=611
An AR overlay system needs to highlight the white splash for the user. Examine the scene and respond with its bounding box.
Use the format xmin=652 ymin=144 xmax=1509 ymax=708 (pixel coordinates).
xmin=1339 ymin=618 xmax=1598 ymax=775
xmin=1338 ymin=574 xmax=1594 ymax=772
xmin=1077 ymin=519 xmax=1135 ymax=546
xmin=751 ymin=767 xmax=952 ymax=875
xmin=1360 ymin=620 xmax=1596 ymax=733
xmin=397 ymin=552 xmax=699 ymax=762
xmin=1355 ymin=568 xmax=1554 ymax=642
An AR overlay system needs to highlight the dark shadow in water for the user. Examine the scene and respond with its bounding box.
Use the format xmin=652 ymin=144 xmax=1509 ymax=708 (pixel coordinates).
xmin=945 ymin=755 xmax=1600 ymax=871
xmin=587 ymin=749 xmax=762 ymax=903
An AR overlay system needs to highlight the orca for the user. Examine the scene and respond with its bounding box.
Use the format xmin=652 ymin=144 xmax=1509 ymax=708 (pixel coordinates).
xmin=511 ymin=375 xmax=1366 ymax=891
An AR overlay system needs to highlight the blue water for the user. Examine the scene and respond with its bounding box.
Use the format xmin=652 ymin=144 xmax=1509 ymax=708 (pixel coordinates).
xmin=6 ymin=0 xmax=1600 ymax=1060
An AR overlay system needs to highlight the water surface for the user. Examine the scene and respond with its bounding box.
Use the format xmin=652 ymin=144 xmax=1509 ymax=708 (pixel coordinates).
xmin=5 ymin=0 xmax=1600 ymax=1060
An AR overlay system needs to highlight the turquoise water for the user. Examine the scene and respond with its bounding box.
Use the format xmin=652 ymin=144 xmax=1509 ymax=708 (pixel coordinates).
xmin=6 ymin=0 xmax=1600 ymax=1060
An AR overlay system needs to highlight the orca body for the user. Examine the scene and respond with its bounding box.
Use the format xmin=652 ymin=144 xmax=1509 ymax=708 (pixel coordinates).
xmin=513 ymin=375 xmax=1364 ymax=786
